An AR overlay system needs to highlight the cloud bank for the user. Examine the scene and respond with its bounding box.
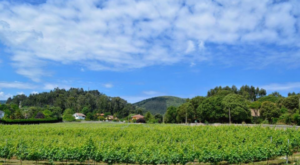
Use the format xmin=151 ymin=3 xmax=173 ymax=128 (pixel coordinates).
xmin=0 ymin=0 xmax=299 ymax=81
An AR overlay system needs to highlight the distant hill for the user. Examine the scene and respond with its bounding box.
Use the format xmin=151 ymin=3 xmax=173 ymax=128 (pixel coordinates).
xmin=133 ymin=96 xmax=187 ymax=114
xmin=0 ymin=100 xmax=6 ymax=104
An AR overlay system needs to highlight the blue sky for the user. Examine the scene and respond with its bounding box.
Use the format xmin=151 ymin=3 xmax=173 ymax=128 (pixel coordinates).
xmin=0 ymin=0 xmax=300 ymax=103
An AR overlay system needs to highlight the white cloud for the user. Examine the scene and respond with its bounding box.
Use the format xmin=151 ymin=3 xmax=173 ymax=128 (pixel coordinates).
xmin=80 ymin=68 xmax=85 ymax=72
xmin=31 ymin=91 xmax=38 ymax=94
xmin=190 ymin=62 xmax=196 ymax=67
xmin=261 ymin=82 xmax=300 ymax=91
xmin=121 ymin=96 xmax=152 ymax=103
xmin=43 ymin=83 xmax=70 ymax=90
xmin=0 ymin=82 xmax=37 ymax=89
xmin=143 ymin=91 xmax=159 ymax=95
xmin=0 ymin=91 xmax=12 ymax=100
xmin=17 ymin=92 xmax=24 ymax=95
xmin=198 ymin=41 xmax=205 ymax=50
xmin=185 ymin=40 xmax=195 ymax=54
xmin=0 ymin=0 xmax=299 ymax=81
xmin=103 ymin=83 xmax=113 ymax=88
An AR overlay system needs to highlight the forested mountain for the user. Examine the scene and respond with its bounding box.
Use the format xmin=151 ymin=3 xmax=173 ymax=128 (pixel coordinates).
xmin=0 ymin=100 xmax=6 ymax=104
xmin=4 ymin=88 xmax=141 ymax=120
xmin=133 ymin=96 xmax=187 ymax=114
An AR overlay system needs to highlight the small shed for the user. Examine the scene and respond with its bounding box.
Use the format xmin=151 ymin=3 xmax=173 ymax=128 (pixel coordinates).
xmin=132 ymin=114 xmax=144 ymax=120
xmin=73 ymin=113 xmax=86 ymax=120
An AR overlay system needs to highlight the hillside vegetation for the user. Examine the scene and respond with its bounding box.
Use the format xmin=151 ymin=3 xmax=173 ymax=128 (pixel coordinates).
xmin=133 ymin=96 xmax=186 ymax=114
xmin=2 ymin=88 xmax=141 ymax=121
xmin=0 ymin=100 xmax=6 ymax=104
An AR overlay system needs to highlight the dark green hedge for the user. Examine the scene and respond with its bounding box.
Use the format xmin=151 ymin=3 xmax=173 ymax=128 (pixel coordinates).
xmin=0 ymin=118 xmax=62 ymax=124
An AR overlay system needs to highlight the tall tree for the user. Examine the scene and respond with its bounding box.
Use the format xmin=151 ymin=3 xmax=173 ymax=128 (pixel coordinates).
xmin=222 ymin=94 xmax=250 ymax=123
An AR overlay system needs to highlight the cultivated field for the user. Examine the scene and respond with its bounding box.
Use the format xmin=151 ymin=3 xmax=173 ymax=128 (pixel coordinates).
xmin=0 ymin=123 xmax=300 ymax=164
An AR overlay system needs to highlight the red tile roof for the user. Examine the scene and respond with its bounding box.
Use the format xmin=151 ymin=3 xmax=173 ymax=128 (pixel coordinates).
xmin=74 ymin=113 xmax=86 ymax=117
xmin=132 ymin=114 xmax=144 ymax=119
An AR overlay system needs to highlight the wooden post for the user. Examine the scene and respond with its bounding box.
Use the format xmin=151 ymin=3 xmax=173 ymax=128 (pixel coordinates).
xmin=286 ymin=139 xmax=289 ymax=164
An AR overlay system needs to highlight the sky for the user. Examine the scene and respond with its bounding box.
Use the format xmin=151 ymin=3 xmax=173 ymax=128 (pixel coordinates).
xmin=0 ymin=0 xmax=300 ymax=103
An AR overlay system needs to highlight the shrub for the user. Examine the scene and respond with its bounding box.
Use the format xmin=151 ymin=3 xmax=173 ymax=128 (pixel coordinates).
xmin=136 ymin=118 xmax=145 ymax=123
xmin=63 ymin=114 xmax=76 ymax=122
xmin=35 ymin=112 xmax=45 ymax=119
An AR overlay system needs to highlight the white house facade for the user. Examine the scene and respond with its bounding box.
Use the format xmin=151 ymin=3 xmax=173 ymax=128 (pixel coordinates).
xmin=73 ymin=113 xmax=86 ymax=120
xmin=0 ymin=110 xmax=4 ymax=119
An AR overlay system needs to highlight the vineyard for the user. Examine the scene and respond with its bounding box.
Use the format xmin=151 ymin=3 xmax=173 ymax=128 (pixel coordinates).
xmin=0 ymin=123 xmax=300 ymax=164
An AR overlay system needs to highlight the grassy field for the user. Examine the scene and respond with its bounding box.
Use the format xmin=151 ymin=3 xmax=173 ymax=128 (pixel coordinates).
xmin=1 ymin=123 xmax=300 ymax=164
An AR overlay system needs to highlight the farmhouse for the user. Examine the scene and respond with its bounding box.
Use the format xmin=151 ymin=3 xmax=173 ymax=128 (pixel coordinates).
xmin=132 ymin=114 xmax=144 ymax=120
xmin=0 ymin=110 xmax=4 ymax=119
xmin=73 ymin=113 xmax=86 ymax=120
xmin=106 ymin=115 xmax=118 ymax=120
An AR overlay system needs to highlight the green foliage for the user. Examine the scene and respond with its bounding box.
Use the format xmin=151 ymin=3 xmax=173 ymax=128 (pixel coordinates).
xmin=42 ymin=110 xmax=53 ymax=119
xmin=0 ymin=118 xmax=62 ymax=124
xmin=63 ymin=108 xmax=75 ymax=121
xmin=257 ymin=95 xmax=280 ymax=103
xmin=133 ymin=96 xmax=186 ymax=114
xmin=282 ymin=95 xmax=299 ymax=110
xmin=260 ymin=101 xmax=280 ymax=122
xmin=249 ymin=101 xmax=261 ymax=110
xmin=0 ymin=124 xmax=298 ymax=164
xmin=144 ymin=111 xmax=154 ymax=123
xmin=85 ymin=112 xmax=94 ymax=121
xmin=198 ymin=96 xmax=225 ymax=123
xmin=165 ymin=106 xmax=177 ymax=123
xmin=6 ymin=88 xmax=136 ymax=120
xmin=63 ymin=114 xmax=75 ymax=122
xmin=207 ymin=85 xmax=266 ymax=101
xmin=222 ymin=94 xmax=250 ymax=123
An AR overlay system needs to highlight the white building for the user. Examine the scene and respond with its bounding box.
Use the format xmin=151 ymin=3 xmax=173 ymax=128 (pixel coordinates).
xmin=73 ymin=113 xmax=86 ymax=120
xmin=0 ymin=110 xmax=4 ymax=119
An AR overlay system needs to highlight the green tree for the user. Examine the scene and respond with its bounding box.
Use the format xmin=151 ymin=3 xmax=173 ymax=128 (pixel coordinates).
xmin=282 ymin=95 xmax=299 ymax=111
xmin=43 ymin=110 xmax=53 ymax=119
xmin=197 ymin=96 xmax=224 ymax=123
xmin=85 ymin=112 xmax=94 ymax=121
xmin=144 ymin=111 xmax=154 ymax=123
xmin=222 ymin=94 xmax=250 ymax=123
xmin=154 ymin=114 xmax=163 ymax=123
xmin=176 ymin=102 xmax=193 ymax=123
xmin=260 ymin=101 xmax=280 ymax=122
xmin=63 ymin=108 xmax=75 ymax=121
xmin=165 ymin=106 xmax=177 ymax=123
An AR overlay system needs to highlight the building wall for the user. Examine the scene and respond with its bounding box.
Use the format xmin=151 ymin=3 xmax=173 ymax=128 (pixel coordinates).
xmin=0 ymin=111 xmax=4 ymax=119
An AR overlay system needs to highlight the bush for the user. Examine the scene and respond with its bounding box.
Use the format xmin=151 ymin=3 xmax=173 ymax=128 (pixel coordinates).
xmin=280 ymin=107 xmax=288 ymax=114
xmin=0 ymin=118 xmax=62 ymax=124
xmin=261 ymin=119 xmax=269 ymax=124
xmin=35 ymin=112 xmax=45 ymax=119
xmin=292 ymin=113 xmax=300 ymax=125
xmin=63 ymin=114 xmax=76 ymax=122
xmin=278 ymin=113 xmax=292 ymax=124
xmin=136 ymin=118 xmax=146 ymax=123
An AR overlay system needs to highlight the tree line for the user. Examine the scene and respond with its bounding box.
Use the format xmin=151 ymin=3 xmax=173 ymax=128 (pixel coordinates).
xmin=1 ymin=85 xmax=300 ymax=124
xmin=165 ymin=85 xmax=300 ymax=125
xmin=2 ymin=88 xmax=143 ymax=121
